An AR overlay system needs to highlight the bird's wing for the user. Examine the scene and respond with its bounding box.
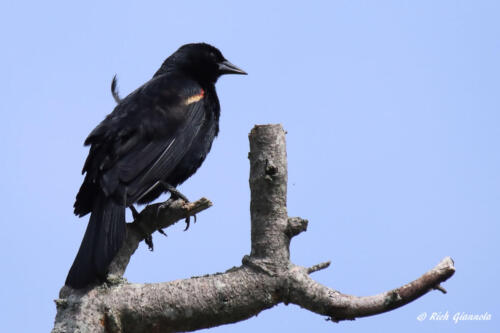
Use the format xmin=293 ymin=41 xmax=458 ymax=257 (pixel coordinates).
xmin=119 ymin=100 xmax=206 ymax=204
xmin=81 ymin=75 xmax=206 ymax=204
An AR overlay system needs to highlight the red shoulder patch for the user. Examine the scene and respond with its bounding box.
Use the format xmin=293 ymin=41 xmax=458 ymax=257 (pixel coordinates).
xmin=184 ymin=89 xmax=205 ymax=105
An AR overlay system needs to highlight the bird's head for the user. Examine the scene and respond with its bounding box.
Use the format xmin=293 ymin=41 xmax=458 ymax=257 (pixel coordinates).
xmin=156 ymin=43 xmax=247 ymax=83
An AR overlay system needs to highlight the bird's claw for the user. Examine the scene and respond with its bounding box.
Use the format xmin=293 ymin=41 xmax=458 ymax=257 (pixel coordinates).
xmin=183 ymin=213 xmax=197 ymax=231
xmin=133 ymin=213 xmax=154 ymax=250
xmin=145 ymin=234 xmax=154 ymax=251
xmin=158 ymin=228 xmax=167 ymax=237
xmin=156 ymin=189 xmax=197 ymax=231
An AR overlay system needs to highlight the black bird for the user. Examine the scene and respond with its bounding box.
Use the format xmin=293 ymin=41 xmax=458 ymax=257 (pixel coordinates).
xmin=66 ymin=43 xmax=246 ymax=289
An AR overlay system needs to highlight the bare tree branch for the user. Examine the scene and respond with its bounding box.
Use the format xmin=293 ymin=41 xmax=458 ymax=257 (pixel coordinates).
xmin=307 ymin=261 xmax=331 ymax=274
xmin=286 ymin=257 xmax=455 ymax=322
xmin=53 ymin=124 xmax=455 ymax=332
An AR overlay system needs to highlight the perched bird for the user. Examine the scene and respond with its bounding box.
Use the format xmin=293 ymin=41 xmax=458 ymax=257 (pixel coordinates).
xmin=66 ymin=43 xmax=246 ymax=289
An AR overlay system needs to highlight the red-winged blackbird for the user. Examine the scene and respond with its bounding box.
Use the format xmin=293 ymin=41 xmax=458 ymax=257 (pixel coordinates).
xmin=66 ymin=43 xmax=246 ymax=289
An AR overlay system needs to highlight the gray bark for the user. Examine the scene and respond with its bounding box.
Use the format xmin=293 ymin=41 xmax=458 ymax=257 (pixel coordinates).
xmin=53 ymin=124 xmax=455 ymax=332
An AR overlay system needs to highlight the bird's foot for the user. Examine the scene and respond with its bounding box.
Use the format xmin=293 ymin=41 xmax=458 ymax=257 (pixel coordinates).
xmin=133 ymin=218 xmax=154 ymax=251
xmin=158 ymin=182 xmax=195 ymax=230
xmin=144 ymin=235 xmax=154 ymax=251
xmin=129 ymin=205 xmax=154 ymax=250
xmin=157 ymin=197 xmax=196 ymax=231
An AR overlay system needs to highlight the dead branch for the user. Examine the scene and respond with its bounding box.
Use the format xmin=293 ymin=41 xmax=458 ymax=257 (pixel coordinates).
xmin=53 ymin=124 xmax=454 ymax=332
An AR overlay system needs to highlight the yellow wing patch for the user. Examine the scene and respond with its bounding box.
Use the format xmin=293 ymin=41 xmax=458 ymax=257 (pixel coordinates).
xmin=184 ymin=89 xmax=205 ymax=105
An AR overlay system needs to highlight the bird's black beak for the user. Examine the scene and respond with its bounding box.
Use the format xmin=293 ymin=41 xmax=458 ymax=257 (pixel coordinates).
xmin=218 ymin=60 xmax=247 ymax=75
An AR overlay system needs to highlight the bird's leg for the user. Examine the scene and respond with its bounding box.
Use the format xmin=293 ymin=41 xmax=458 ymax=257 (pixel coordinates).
xmin=127 ymin=204 xmax=154 ymax=251
xmin=157 ymin=181 xmax=196 ymax=231
xmin=129 ymin=205 xmax=140 ymax=220
xmin=159 ymin=181 xmax=190 ymax=202
xmin=156 ymin=182 xmax=187 ymax=208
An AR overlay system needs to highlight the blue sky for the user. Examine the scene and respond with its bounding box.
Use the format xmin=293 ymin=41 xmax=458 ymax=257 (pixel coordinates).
xmin=1 ymin=1 xmax=498 ymax=332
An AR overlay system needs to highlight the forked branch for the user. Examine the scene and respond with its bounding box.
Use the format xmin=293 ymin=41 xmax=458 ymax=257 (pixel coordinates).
xmin=53 ymin=125 xmax=454 ymax=333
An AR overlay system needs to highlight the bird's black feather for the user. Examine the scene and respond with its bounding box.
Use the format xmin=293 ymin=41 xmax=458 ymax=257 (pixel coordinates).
xmin=66 ymin=43 xmax=246 ymax=289
xmin=66 ymin=195 xmax=125 ymax=288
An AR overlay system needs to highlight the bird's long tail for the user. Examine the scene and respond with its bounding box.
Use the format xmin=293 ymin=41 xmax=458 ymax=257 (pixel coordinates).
xmin=65 ymin=195 xmax=126 ymax=289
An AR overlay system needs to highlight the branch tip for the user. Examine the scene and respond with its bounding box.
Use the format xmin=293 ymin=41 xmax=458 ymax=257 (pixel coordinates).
xmin=307 ymin=261 xmax=331 ymax=274
xmin=288 ymin=256 xmax=456 ymax=322
xmin=433 ymin=284 xmax=447 ymax=294
xmin=286 ymin=217 xmax=309 ymax=237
